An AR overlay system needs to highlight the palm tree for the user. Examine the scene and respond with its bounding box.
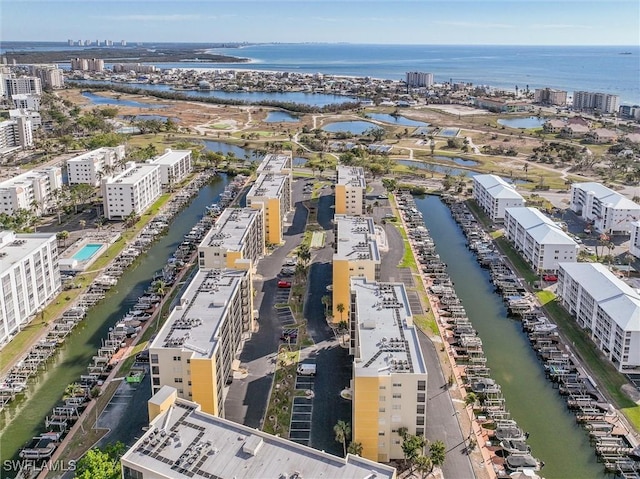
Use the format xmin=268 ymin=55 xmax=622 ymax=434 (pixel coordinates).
xmin=296 ymin=243 xmax=311 ymax=266
xmin=428 ymin=440 xmax=446 ymax=474
xmin=321 ymin=295 xmax=332 ymax=314
xmin=414 ymin=455 xmax=432 ymax=479
xmin=334 ymin=420 xmax=351 ymax=457
xmin=336 ymin=303 xmax=345 ymax=322
xmin=56 ymin=230 xmax=70 ymax=247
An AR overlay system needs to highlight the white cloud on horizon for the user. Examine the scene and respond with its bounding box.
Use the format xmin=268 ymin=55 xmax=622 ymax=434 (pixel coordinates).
xmin=96 ymin=14 xmax=235 ymax=21
xmin=435 ymin=21 xmax=515 ymax=29
xmin=531 ymin=23 xmax=593 ymax=29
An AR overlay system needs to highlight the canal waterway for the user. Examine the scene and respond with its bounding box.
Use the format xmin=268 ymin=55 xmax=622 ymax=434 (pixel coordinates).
xmin=0 ymin=175 xmax=230 ymax=465
xmin=415 ymin=195 xmax=603 ymax=479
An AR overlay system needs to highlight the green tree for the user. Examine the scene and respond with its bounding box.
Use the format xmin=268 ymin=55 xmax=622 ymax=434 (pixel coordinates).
xmin=334 ymin=420 xmax=351 ymax=457
xmin=428 ymin=440 xmax=446 ymax=473
xmin=381 ymin=178 xmax=398 ymax=192
xmin=347 ymin=441 xmax=363 ymax=456
xmin=336 ymin=303 xmax=345 ymax=322
xmin=56 ymin=230 xmax=69 ymax=247
xmin=414 ymin=455 xmax=432 ymax=479
xmin=296 ymin=243 xmax=311 ymax=266
xmin=75 ymin=442 xmax=125 ymax=479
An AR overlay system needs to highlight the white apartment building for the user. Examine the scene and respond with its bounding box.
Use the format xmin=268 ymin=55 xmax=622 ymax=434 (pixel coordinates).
xmin=350 ymin=277 xmax=428 ymax=463
xmin=0 ymin=231 xmax=61 ymax=348
xmin=472 ymin=174 xmax=525 ymax=222
xmin=151 ymin=149 xmax=193 ymax=186
xmin=67 ymin=145 xmax=126 ymax=186
xmin=121 ymin=386 xmax=397 ymax=479
xmin=149 ymin=268 xmax=253 ymax=416
xmin=0 ymin=117 xmax=33 ymax=152
xmin=11 ymin=93 xmax=40 ymax=111
xmin=557 ymin=263 xmax=640 ymax=372
xmin=0 ymin=167 xmax=62 ymax=216
xmin=198 ymin=207 xmax=264 ymax=270
xmin=406 ymin=71 xmax=434 ymax=88
xmin=9 ymin=109 xmax=41 ymax=131
xmin=573 ymin=91 xmax=620 ymax=114
xmin=569 ymin=182 xmax=640 ymax=234
xmin=3 ymin=75 xmax=42 ymax=97
xmin=504 ymin=207 xmax=578 ymax=272
xmin=246 ymin=172 xmax=291 ymax=245
xmin=101 ymin=162 xmax=161 ymax=220
xmin=335 ymin=165 xmax=366 ymax=216
xmin=630 ymin=222 xmax=640 ymax=259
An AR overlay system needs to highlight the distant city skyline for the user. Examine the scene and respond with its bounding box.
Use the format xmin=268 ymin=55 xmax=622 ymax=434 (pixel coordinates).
xmin=1 ymin=0 xmax=639 ymax=46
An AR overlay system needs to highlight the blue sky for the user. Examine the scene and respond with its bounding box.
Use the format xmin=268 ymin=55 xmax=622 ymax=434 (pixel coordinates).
xmin=2 ymin=0 xmax=639 ymax=45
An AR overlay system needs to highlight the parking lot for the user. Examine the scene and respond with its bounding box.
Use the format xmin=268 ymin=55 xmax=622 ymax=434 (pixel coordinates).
xmin=289 ymin=373 xmax=315 ymax=446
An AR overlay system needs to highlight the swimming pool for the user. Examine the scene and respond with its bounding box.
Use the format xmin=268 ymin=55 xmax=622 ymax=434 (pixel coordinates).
xmin=73 ymin=243 xmax=103 ymax=262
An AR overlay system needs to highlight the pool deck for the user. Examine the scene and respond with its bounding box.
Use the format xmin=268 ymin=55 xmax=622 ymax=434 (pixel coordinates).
xmin=59 ymin=233 xmax=119 ymax=271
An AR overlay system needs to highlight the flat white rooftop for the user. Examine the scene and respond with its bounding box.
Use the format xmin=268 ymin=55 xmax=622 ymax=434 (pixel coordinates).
xmin=256 ymin=153 xmax=291 ymax=174
xmin=150 ymin=269 xmax=247 ymax=359
xmin=351 ymin=277 xmax=427 ymax=377
xmin=337 ymin=165 xmax=366 ymax=188
xmin=200 ymin=207 xmax=261 ymax=250
xmin=107 ymin=163 xmax=159 ymax=185
xmin=0 ymin=231 xmax=55 ymax=270
xmin=152 ymin=149 xmax=191 ymax=166
xmin=334 ymin=214 xmax=380 ymax=262
xmin=0 ymin=166 xmax=60 ymax=188
xmin=246 ymin=173 xmax=288 ymax=199
xmin=123 ymin=388 xmax=396 ymax=479
xmin=66 ymin=147 xmax=118 ymax=164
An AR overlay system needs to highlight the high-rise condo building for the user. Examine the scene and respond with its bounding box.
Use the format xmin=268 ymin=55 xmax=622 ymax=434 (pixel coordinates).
xmin=349 ymin=277 xmax=428 ymax=462
xmin=149 ymin=269 xmax=254 ymax=416
xmin=0 ymin=231 xmax=61 ymax=349
xmin=335 ymin=165 xmax=366 ymax=216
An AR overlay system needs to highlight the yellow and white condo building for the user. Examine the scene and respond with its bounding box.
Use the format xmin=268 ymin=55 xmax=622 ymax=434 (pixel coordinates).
xmin=349 ymin=277 xmax=428 ymax=463
xmin=149 ymin=268 xmax=254 ymax=417
xmin=332 ymin=214 xmax=380 ymax=322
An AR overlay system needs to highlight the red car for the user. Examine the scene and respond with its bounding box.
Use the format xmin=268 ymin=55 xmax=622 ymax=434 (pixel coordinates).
xmin=542 ymin=274 xmax=558 ymax=282
xmin=278 ymin=280 xmax=292 ymax=288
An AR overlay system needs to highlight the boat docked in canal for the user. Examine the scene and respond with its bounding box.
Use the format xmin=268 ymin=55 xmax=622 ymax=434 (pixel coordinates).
xmin=19 ymin=432 xmax=61 ymax=459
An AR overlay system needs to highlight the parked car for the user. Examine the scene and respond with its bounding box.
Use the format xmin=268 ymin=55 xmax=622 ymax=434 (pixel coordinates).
xmin=278 ymin=280 xmax=292 ymax=288
xmin=280 ymin=331 xmax=298 ymax=341
xmin=283 ymin=257 xmax=298 ymax=267
xmin=280 ymin=267 xmax=295 ymax=276
xmin=542 ymin=274 xmax=558 ymax=282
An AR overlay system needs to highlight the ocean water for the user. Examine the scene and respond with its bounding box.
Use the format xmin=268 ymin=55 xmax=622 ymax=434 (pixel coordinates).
xmin=2 ymin=42 xmax=638 ymax=104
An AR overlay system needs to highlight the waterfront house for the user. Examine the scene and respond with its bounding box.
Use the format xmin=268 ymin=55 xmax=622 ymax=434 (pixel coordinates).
xmin=543 ymin=119 xmax=566 ymax=134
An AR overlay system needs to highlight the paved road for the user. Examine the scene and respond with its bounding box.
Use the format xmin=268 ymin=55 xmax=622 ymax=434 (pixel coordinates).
xmin=224 ymin=178 xmax=309 ymax=428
